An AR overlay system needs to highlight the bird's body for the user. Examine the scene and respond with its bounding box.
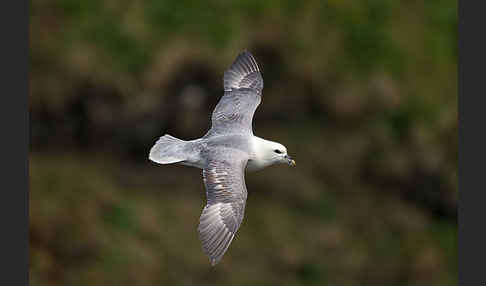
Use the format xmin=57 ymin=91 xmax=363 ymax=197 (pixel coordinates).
xmin=151 ymin=134 xmax=285 ymax=171
xmin=149 ymin=51 xmax=295 ymax=265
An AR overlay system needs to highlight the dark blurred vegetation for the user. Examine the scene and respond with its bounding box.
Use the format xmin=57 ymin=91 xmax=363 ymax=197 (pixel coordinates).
xmin=30 ymin=0 xmax=457 ymax=285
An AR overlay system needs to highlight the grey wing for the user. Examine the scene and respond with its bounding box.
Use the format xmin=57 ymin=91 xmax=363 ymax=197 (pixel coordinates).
xmin=223 ymin=51 xmax=263 ymax=92
xmin=198 ymin=153 xmax=248 ymax=266
xmin=206 ymin=51 xmax=263 ymax=136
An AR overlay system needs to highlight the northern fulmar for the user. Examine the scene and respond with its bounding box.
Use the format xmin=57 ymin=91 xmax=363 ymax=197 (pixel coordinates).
xmin=149 ymin=51 xmax=295 ymax=265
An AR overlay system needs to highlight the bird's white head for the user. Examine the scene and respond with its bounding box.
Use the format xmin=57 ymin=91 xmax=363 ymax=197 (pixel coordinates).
xmin=250 ymin=137 xmax=296 ymax=171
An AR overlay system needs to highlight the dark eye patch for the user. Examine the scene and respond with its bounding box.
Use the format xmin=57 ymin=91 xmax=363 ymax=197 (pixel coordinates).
xmin=274 ymin=149 xmax=282 ymax=154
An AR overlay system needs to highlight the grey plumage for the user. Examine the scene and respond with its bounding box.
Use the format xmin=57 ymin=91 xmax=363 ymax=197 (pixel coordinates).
xmin=198 ymin=150 xmax=248 ymax=265
xmin=199 ymin=52 xmax=262 ymax=264
xmin=149 ymin=51 xmax=294 ymax=265
xmin=223 ymin=50 xmax=263 ymax=92
xmin=206 ymin=88 xmax=261 ymax=137
xmin=207 ymin=51 xmax=263 ymax=137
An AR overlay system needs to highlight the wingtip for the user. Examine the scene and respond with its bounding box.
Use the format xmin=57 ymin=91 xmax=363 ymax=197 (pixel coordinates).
xmin=210 ymin=259 xmax=218 ymax=266
xmin=239 ymin=49 xmax=252 ymax=57
xmin=236 ymin=50 xmax=258 ymax=69
xmin=223 ymin=49 xmax=262 ymax=91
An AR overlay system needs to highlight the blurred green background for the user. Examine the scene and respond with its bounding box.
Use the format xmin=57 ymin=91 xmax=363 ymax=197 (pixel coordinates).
xmin=30 ymin=0 xmax=457 ymax=285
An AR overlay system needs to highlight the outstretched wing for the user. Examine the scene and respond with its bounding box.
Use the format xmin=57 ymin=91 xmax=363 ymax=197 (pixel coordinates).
xmin=206 ymin=51 xmax=263 ymax=136
xmin=198 ymin=151 xmax=248 ymax=265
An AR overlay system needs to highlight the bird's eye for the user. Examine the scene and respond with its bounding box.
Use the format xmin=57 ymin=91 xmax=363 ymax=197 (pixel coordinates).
xmin=274 ymin=149 xmax=282 ymax=154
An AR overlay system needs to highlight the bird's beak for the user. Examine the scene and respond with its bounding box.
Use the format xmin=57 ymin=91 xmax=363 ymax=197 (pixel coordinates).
xmin=284 ymin=154 xmax=296 ymax=166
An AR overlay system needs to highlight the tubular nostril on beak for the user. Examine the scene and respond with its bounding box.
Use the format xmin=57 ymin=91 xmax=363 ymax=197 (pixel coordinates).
xmin=284 ymin=154 xmax=296 ymax=166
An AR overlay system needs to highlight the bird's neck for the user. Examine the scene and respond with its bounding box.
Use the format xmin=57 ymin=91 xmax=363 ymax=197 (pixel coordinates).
xmin=246 ymin=136 xmax=276 ymax=172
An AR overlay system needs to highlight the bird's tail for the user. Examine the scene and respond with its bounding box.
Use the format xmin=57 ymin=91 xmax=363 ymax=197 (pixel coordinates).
xmin=149 ymin=134 xmax=188 ymax=164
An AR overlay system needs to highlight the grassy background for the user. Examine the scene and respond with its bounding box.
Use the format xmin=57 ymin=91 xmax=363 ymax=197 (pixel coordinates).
xmin=30 ymin=0 xmax=457 ymax=285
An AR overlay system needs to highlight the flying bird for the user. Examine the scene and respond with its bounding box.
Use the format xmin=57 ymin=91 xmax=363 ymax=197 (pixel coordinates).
xmin=149 ymin=51 xmax=295 ymax=265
